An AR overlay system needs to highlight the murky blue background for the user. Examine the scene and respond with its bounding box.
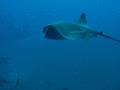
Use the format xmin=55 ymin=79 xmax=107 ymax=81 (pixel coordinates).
xmin=0 ymin=0 xmax=120 ymax=90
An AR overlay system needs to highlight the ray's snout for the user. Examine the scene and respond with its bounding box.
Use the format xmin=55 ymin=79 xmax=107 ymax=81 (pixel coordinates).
xmin=42 ymin=25 xmax=55 ymax=34
xmin=43 ymin=25 xmax=49 ymax=33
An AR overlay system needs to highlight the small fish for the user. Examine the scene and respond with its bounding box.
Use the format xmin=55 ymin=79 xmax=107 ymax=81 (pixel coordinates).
xmin=14 ymin=78 xmax=21 ymax=89
xmin=43 ymin=13 xmax=120 ymax=43
xmin=63 ymin=88 xmax=69 ymax=90
xmin=0 ymin=76 xmax=11 ymax=88
xmin=0 ymin=73 xmax=22 ymax=89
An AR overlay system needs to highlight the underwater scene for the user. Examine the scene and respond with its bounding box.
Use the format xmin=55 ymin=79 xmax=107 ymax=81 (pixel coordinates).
xmin=0 ymin=0 xmax=120 ymax=90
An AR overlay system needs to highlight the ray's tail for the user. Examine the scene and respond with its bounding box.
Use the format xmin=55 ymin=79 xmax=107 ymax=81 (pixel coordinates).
xmin=98 ymin=32 xmax=120 ymax=43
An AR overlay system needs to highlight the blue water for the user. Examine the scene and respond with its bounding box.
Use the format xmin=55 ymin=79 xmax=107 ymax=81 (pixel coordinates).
xmin=0 ymin=0 xmax=120 ymax=90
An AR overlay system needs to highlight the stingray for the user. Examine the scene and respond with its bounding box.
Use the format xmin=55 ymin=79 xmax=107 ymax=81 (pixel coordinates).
xmin=43 ymin=13 xmax=120 ymax=43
